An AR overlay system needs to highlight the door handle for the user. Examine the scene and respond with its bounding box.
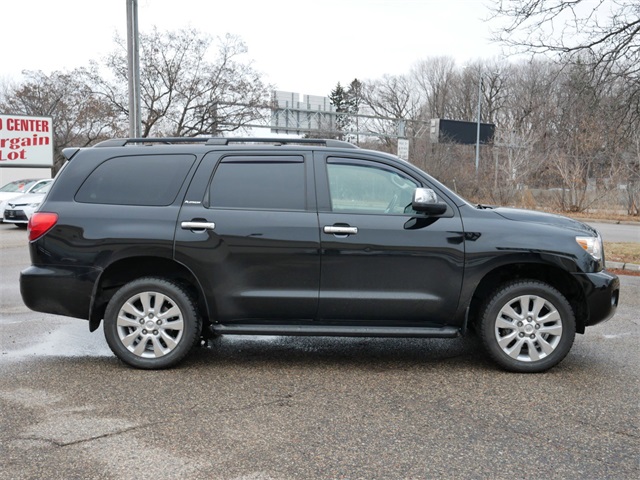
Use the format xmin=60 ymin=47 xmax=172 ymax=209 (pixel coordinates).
xmin=323 ymin=225 xmax=358 ymax=235
xmin=181 ymin=221 xmax=216 ymax=231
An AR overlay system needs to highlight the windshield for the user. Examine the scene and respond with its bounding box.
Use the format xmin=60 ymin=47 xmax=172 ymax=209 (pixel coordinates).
xmin=0 ymin=179 xmax=39 ymax=193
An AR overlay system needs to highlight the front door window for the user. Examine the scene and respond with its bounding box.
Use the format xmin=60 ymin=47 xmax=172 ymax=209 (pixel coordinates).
xmin=327 ymin=162 xmax=418 ymax=215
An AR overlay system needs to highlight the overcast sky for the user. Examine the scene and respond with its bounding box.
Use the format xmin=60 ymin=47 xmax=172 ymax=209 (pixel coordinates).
xmin=1 ymin=0 xmax=504 ymax=97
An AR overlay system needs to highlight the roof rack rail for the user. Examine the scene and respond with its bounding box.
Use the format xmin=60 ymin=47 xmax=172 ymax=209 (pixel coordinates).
xmin=94 ymin=138 xmax=209 ymax=147
xmin=93 ymin=137 xmax=358 ymax=149
xmin=204 ymin=138 xmax=358 ymax=149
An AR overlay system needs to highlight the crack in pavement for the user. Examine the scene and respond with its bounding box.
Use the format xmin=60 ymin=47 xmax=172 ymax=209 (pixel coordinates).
xmin=18 ymin=421 xmax=158 ymax=447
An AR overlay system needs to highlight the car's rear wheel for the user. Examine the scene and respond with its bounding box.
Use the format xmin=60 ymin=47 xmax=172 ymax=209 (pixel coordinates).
xmin=104 ymin=277 xmax=201 ymax=369
xmin=479 ymin=280 xmax=576 ymax=373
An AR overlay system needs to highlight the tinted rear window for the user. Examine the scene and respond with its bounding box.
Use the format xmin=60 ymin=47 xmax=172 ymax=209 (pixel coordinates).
xmin=209 ymin=158 xmax=305 ymax=210
xmin=75 ymin=154 xmax=196 ymax=206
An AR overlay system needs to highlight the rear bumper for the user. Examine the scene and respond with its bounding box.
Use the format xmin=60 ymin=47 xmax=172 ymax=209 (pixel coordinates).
xmin=20 ymin=265 xmax=100 ymax=321
xmin=574 ymin=270 xmax=620 ymax=327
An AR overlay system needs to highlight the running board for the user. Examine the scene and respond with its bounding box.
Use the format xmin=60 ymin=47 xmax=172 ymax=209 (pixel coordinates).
xmin=211 ymin=324 xmax=460 ymax=338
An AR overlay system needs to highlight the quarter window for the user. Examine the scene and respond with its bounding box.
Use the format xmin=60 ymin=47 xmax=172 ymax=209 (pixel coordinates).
xmin=75 ymin=154 xmax=196 ymax=206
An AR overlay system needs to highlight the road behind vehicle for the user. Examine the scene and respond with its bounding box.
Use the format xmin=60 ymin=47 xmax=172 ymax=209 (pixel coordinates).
xmin=19 ymin=138 xmax=619 ymax=372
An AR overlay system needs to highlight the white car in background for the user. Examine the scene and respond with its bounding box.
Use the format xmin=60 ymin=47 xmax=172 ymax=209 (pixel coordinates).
xmin=0 ymin=178 xmax=52 ymax=223
xmin=3 ymin=180 xmax=53 ymax=227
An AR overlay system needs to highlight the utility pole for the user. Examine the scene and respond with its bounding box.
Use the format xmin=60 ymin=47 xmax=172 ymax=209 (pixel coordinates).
xmin=126 ymin=0 xmax=141 ymax=138
xmin=475 ymin=66 xmax=482 ymax=176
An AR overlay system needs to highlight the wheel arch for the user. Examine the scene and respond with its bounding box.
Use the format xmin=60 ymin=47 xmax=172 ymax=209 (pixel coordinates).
xmin=89 ymin=256 xmax=211 ymax=332
xmin=468 ymin=263 xmax=588 ymax=334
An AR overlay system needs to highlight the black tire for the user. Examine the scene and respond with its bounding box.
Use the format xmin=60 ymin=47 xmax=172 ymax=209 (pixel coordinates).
xmin=479 ymin=280 xmax=576 ymax=373
xmin=103 ymin=277 xmax=202 ymax=369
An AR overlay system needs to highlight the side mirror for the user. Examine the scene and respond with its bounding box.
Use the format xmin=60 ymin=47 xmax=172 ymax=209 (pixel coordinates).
xmin=412 ymin=188 xmax=447 ymax=215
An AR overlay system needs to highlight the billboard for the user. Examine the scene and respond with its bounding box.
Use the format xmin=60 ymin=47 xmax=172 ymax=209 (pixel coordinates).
xmin=430 ymin=118 xmax=494 ymax=145
xmin=0 ymin=114 xmax=54 ymax=167
xmin=270 ymin=91 xmax=337 ymax=135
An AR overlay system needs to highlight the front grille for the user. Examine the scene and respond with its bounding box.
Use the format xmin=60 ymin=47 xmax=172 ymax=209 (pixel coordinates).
xmin=4 ymin=209 xmax=28 ymax=221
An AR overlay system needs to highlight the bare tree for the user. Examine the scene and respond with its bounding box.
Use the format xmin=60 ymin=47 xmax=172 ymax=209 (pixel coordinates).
xmin=489 ymin=0 xmax=640 ymax=76
xmin=444 ymin=61 xmax=508 ymax=124
xmin=354 ymin=52 xmax=639 ymax=213
xmin=446 ymin=66 xmax=479 ymax=122
xmin=625 ymin=134 xmax=640 ymax=215
xmin=0 ymin=70 xmax=123 ymax=172
xmin=92 ymin=28 xmax=272 ymax=137
xmin=412 ymin=56 xmax=457 ymax=119
xmin=361 ymin=74 xmax=422 ymax=149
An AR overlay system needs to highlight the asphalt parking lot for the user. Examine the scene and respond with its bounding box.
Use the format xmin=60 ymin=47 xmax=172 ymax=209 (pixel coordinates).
xmin=0 ymin=223 xmax=638 ymax=480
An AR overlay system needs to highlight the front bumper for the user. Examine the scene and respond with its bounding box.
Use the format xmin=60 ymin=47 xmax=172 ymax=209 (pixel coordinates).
xmin=4 ymin=208 xmax=28 ymax=223
xmin=573 ymin=270 xmax=620 ymax=327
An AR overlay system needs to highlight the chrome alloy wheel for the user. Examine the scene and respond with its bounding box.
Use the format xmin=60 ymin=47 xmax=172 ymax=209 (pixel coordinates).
xmin=116 ymin=291 xmax=184 ymax=358
xmin=494 ymin=294 xmax=563 ymax=363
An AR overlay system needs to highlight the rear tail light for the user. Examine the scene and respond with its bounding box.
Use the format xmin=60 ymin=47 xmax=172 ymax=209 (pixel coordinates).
xmin=28 ymin=212 xmax=58 ymax=241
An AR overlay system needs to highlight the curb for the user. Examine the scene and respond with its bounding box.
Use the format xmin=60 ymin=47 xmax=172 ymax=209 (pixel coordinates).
xmin=581 ymin=218 xmax=640 ymax=227
xmin=582 ymin=219 xmax=640 ymax=227
xmin=606 ymin=261 xmax=640 ymax=272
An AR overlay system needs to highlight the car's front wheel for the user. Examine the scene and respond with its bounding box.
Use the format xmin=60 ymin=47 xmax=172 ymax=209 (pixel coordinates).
xmin=479 ymin=280 xmax=576 ymax=373
xmin=103 ymin=277 xmax=201 ymax=369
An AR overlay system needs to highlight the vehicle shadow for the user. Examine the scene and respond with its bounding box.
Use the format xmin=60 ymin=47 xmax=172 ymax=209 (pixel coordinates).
xmin=182 ymin=333 xmax=490 ymax=371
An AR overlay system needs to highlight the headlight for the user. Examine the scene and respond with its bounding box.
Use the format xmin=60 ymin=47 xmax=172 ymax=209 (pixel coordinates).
xmin=576 ymin=235 xmax=602 ymax=261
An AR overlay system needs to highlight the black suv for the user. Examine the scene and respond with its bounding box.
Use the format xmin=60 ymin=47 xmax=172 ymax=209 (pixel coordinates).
xmin=20 ymin=138 xmax=619 ymax=372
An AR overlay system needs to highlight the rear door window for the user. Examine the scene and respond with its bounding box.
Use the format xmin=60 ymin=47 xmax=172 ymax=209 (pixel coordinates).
xmin=208 ymin=156 xmax=306 ymax=211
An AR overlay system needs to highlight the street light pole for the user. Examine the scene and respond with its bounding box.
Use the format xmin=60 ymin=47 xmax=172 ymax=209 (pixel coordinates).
xmin=126 ymin=0 xmax=141 ymax=138
xmin=475 ymin=66 xmax=482 ymax=176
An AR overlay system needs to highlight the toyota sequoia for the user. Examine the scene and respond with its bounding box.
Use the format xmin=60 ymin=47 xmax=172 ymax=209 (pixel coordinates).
xmin=20 ymin=138 xmax=620 ymax=371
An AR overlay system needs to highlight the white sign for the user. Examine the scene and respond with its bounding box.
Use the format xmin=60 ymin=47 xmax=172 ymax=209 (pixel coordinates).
xmin=0 ymin=114 xmax=54 ymax=167
xmin=397 ymin=138 xmax=409 ymax=160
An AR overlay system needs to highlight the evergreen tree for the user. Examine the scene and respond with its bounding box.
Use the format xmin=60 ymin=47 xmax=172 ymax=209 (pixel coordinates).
xmin=347 ymin=79 xmax=363 ymax=115
xmin=329 ymin=82 xmax=350 ymax=138
xmin=347 ymin=79 xmax=363 ymax=143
